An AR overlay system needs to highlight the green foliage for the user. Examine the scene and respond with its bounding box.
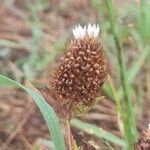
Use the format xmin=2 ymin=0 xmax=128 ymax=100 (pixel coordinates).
xmin=71 ymin=119 xmax=127 ymax=148
xmin=137 ymin=0 xmax=150 ymax=44
xmin=91 ymin=0 xmax=150 ymax=149
xmin=104 ymin=0 xmax=137 ymax=149
xmin=71 ymin=97 xmax=102 ymax=117
xmin=0 ymin=75 xmax=66 ymax=150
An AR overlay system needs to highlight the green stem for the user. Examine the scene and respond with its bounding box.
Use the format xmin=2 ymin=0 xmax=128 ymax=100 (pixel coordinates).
xmin=104 ymin=0 xmax=137 ymax=149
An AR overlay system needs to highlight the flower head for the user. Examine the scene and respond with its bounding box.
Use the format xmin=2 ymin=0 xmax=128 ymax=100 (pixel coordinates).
xmin=73 ymin=24 xmax=100 ymax=39
xmin=49 ymin=23 xmax=107 ymax=117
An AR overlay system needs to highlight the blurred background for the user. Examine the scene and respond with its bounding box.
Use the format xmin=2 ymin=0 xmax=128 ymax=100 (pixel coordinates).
xmin=0 ymin=0 xmax=150 ymax=149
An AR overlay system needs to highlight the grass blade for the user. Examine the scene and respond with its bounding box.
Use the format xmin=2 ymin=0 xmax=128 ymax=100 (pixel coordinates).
xmin=127 ymin=47 xmax=150 ymax=83
xmin=117 ymin=46 xmax=150 ymax=98
xmin=71 ymin=119 xmax=127 ymax=148
xmin=0 ymin=75 xmax=66 ymax=150
xmin=104 ymin=0 xmax=137 ymax=149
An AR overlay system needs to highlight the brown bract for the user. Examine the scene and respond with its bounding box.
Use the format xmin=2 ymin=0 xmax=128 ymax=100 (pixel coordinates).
xmin=135 ymin=128 xmax=150 ymax=150
xmin=49 ymin=35 xmax=107 ymax=115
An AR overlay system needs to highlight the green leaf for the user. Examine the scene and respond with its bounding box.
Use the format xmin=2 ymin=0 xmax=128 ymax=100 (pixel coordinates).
xmin=71 ymin=119 xmax=127 ymax=148
xmin=117 ymin=46 xmax=150 ymax=99
xmin=0 ymin=75 xmax=66 ymax=150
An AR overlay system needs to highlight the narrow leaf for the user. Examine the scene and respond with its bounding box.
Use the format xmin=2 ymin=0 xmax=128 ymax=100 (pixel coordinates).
xmin=71 ymin=119 xmax=127 ymax=147
xmin=0 ymin=75 xmax=66 ymax=150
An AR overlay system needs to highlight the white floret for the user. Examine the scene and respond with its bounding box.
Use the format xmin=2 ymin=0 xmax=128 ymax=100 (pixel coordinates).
xmin=148 ymin=122 xmax=150 ymax=130
xmin=73 ymin=23 xmax=100 ymax=39
xmin=72 ymin=24 xmax=86 ymax=39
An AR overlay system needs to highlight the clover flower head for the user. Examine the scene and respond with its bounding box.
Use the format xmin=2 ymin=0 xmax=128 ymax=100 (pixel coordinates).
xmin=49 ymin=23 xmax=107 ymax=118
xmin=72 ymin=23 xmax=100 ymax=39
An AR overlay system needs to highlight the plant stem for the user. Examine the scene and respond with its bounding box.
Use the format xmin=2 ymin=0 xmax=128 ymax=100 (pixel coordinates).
xmin=61 ymin=119 xmax=79 ymax=150
xmin=104 ymin=0 xmax=137 ymax=149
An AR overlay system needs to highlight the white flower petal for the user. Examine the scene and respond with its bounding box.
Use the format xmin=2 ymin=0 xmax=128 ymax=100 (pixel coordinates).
xmin=73 ymin=29 xmax=77 ymax=38
xmin=78 ymin=24 xmax=82 ymax=30
xmin=93 ymin=24 xmax=96 ymax=30
xmin=148 ymin=122 xmax=150 ymax=130
xmin=94 ymin=24 xmax=100 ymax=37
xmin=87 ymin=23 xmax=93 ymax=37
xmin=78 ymin=25 xmax=85 ymax=38
xmin=73 ymin=25 xmax=79 ymax=39
xmin=72 ymin=23 xmax=100 ymax=39
xmin=83 ymin=25 xmax=86 ymax=31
